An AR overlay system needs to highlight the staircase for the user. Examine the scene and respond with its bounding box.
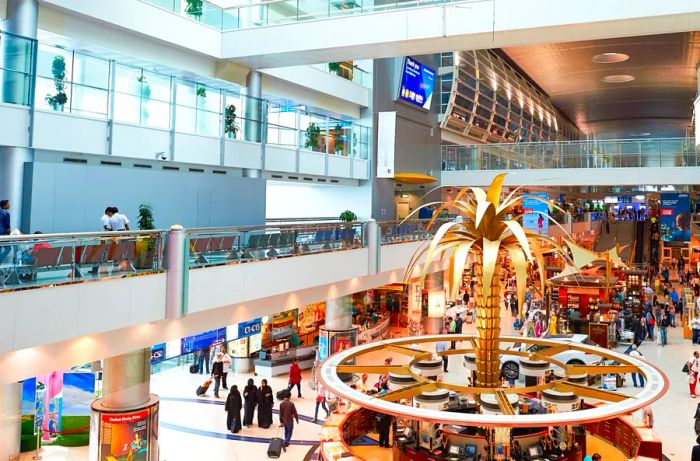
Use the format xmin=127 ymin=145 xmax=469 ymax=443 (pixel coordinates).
xmin=594 ymin=220 xmax=637 ymax=262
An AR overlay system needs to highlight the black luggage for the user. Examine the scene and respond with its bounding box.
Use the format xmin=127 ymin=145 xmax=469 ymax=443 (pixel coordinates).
xmin=276 ymin=389 xmax=288 ymax=401
xmin=267 ymin=428 xmax=284 ymax=458
xmin=189 ymin=364 xmax=199 ymax=374
xmin=196 ymin=379 xmax=212 ymax=397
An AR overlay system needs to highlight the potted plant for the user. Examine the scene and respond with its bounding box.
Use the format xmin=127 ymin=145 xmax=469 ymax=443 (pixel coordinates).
xmin=185 ymin=0 xmax=204 ymax=19
xmin=331 ymin=123 xmax=345 ymax=155
xmin=339 ymin=210 xmax=357 ymax=222
xmin=196 ymin=86 xmax=207 ymax=98
xmin=134 ymin=202 xmax=156 ymax=269
xmin=224 ymin=104 xmax=239 ymax=139
xmin=44 ymin=55 xmax=67 ymax=111
xmin=304 ymin=122 xmax=321 ymax=152
xmin=328 ymin=62 xmax=342 ymax=75
xmin=338 ymin=210 xmax=357 ymax=248
xmin=137 ymin=75 xmax=151 ymax=123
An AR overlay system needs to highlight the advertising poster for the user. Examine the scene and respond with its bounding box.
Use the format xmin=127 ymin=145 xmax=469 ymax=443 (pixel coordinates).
xmin=59 ymin=372 xmax=94 ymax=447
xmin=660 ymin=192 xmax=691 ymax=242
xmin=20 ymin=378 xmax=37 ymax=452
xmin=271 ymin=309 xmax=298 ymax=340
xmin=317 ymin=331 xmax=329 ymax=361
xmin=398 ymin=56 xmax=436 ymax=110
xmin=522 ymin=193 xmax=550 ymax=235
xmin=99 ymin=410 xmax=149 ymax=461
xmin=376 ymin=111 xmax=396 ymax=178
xmin=298 ymin=303 xmax=324 ymax=336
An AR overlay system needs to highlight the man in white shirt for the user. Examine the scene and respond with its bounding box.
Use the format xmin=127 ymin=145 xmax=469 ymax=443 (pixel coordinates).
xmin=101 ymin=207 xmax=114 ymax=231
xmin=629 ymin=345 xmax=645 ymax=387
xmin=107 ymin=208 xmax=130 ymax=231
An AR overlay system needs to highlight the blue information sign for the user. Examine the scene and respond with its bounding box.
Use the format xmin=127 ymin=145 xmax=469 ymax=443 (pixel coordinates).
xmin=397 ymin=56 xmax=435 ymax=110
xmin=150 ymin=343 xmax=166 ymax=364
xmin=238 ymin=318 xmax=262 ymax=339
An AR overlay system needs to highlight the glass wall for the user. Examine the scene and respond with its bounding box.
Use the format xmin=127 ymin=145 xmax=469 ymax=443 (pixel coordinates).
xmin=0 ymin=32 xmax=369 ymax=161
xmin=35 ymin=44 xmax=110 ymax=117
xmin=0 ymin=30 xmax=37 ymax=106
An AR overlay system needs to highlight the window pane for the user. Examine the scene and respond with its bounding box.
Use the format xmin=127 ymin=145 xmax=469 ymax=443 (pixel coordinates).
xmin=73 ymin=52 xmax=109 ymax=89
xmin=70 ymin=84 xmax=108 ymax=118
xmin=114 ymin=92 xmax=141 ymax=124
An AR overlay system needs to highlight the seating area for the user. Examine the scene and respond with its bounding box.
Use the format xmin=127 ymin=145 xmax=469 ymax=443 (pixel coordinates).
xmin=0 ymin=237 xmax=161 ymax=290
xmin=188 ymin=225 xmax=363 ymax=268
xmin=380 ymin=222 xmax=426 ymax=243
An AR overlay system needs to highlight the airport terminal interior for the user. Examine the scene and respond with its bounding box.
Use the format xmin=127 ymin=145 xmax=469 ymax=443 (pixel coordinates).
xmin=3 ymin=1 xmax=700 ymax=460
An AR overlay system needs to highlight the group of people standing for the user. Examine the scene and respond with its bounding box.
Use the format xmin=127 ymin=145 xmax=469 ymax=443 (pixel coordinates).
xmin=224 ymin=378 xmax=275 ymax=433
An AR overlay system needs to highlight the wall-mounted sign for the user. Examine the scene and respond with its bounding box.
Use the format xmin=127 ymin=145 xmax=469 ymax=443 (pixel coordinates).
xmin=398 ymin=56 xmax=435 ymax=110
xmin=238 ymin=318 xmax=262 ymax=339
xmin=150 ymin=344 xmax=166 ymax=364
xmin=377 ymin=111 xmax=396 ymax=178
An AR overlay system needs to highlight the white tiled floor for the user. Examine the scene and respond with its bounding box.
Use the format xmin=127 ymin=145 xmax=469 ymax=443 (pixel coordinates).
xmin=21 ymin=310 xmax=700 ymax=461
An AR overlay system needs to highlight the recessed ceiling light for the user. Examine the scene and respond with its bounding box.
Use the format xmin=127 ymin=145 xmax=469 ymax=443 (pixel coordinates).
xmin=601 ymin=74 xmax=635 ymax=83
xmin=592 ymin=52 xmax=629 ymax=64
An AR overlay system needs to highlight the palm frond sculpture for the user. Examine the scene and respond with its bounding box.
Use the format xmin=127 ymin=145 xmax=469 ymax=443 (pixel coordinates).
xmin=405 ymin=173 xmax=588 ymax=388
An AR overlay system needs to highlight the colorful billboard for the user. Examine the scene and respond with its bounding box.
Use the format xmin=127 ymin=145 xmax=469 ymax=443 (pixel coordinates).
xmin=99 ymin=410 xmax=150 ymax=461
xmin=660 ymin=192 xmax=691 ymax=242
xmin=180 ymin=328 xmax=226 ymax=355
xmin=522 ymin=193 xmax=550 ymax=235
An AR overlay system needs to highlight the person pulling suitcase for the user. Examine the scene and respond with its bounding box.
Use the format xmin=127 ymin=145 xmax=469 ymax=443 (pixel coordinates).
xmin=278 ymin=390 xmax=298 ymax=451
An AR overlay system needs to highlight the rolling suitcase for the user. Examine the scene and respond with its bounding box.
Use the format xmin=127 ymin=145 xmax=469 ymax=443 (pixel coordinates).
xmin=189 ymin=364 xmax=199 ymax=374
xmin=196 ymin=379 xmax=212 ymax=396
xmin=267 ymin=428 xmax=284 ymax=458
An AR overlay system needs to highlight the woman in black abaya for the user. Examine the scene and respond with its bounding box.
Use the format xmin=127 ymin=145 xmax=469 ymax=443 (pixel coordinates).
xmin=225 ymin=385 xmax=242 ymax=433
xmin=257 ymin=379 xmax=274 ymax=429
xmin=243 ymin=378 xmax=258 ymax=427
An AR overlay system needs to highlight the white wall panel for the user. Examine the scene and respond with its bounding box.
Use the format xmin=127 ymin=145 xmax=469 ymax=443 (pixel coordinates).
xmin=112 ymin=123 xmax=171 ymax=159
xmin=174 ymin=132 xmax=221 ymax=165
xmin=299 ymin=150 xmax=325 ymax=176
xmin=224 ymin=139 xmax=262 ymax=169
xmin=33 ymin=111 xmax=108 ymax=155
xmin=266 ymin=181 xmax=371 ymax=219
xmin=0 ymin=104 xmax=29 ymax=147
xmin=352 ymin=159 xmax=369 ymax=180
xmin=328 ymin=155 xmax=351 ymax=178
xmin=264 ymin=145 xmax=297 ymax=173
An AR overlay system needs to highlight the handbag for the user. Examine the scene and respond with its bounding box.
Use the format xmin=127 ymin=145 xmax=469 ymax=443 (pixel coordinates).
xmin=683 ymin=363 xmax=690 ymax=373
xmin=316 ymin=395 xmax=324 ymax=403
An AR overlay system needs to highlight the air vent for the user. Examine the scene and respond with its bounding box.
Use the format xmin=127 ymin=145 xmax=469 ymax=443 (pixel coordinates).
xmin=303 ymin=177 xmax=313 ymax=181
xmin=188 ymin=168 xmax=205 ymax=173
xmin=134 ymin=164 xmax=152 ymax=169
xmin=288 ymin=176 xmax=299 ymax=180
xmin=213 ymin=170 xmax=226 ymax=175
xmin=100 ymin=161 xmax=122 ymax=166
xmin=163 ymin=166 xmax=180 ymax=171
xmin=317 ymin=178 xmax=327 ymax=182
xmin=63 ymin=157 xmax=87 ymax=164
xmin=330 ymin=179 xmax=339 ymax=183
xmin=271 ymin=174 xmax=283 ymax=179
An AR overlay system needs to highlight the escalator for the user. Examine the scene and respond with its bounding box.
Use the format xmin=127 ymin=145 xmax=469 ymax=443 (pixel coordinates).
xmin=632 ymin=220 xmax=646 ymax=266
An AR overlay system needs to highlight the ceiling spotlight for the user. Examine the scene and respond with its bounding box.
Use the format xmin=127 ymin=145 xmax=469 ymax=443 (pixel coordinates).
xmin=601 ymin=74 xmax=635 ymax=83
xmin=592 ymin=52 xmax=629 ymax=64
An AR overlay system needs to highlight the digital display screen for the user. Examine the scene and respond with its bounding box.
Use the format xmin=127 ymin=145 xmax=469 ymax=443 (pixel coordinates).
xmin=180 ymin=328 xmax=226 ymax=355
xmin=397 ymin=56 xmax=435 ymax=110
xmin=465 ymin=444 xmax=477 ymax=456
xmin=449 ymin=445 xmax=460 ymax=455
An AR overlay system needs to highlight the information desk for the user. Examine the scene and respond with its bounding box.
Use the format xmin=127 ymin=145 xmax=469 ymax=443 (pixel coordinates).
xmin=320 ymin=404 xmax=662 ymax=461
xmin=253 ymin=345 xmax=316 ymax=378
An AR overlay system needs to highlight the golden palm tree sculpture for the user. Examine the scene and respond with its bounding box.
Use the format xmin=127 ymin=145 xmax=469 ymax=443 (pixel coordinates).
xmin=405 ymin=173 xmax=590 ymax=388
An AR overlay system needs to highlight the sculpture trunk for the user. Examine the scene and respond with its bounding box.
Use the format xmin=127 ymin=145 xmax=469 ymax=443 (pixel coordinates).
xmin=474 ymin=254 xmax=502 ymax=388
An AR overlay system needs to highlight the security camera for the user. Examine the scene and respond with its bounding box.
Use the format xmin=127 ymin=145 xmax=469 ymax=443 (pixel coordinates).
xmin=155 ymin=152 xmax=168 ymax=161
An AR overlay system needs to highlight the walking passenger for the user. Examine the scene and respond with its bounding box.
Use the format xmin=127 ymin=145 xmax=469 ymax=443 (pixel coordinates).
xmin=689 ymin=351 xmax=700 ymax=398
xmin=225 ymin=385 xmax=242 ymax=433
xmin=314 ymin=382 xmax=330 ymax=422
xmin=279 ymin=390 xmax=299 ymax=449
xmin=211 ymin=353 xmax=224 ymax=398
xmin=257 ymin=379 xmax=274 ymax=428
xmin=243 ymin=378 xmax=257 ymax=427
xmin=287 ymin=359 xmax=303 ymax=398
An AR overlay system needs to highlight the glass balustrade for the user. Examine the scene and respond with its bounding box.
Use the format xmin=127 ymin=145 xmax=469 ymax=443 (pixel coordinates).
xmin=0 ymin=30 xmax=37 ymax=106
xmin=0 ymin=220 xmax=445 ymax=291
xmin=186 ymin=222 xmax=367 ymax=268
xmin=442 ymin=138 xmax=699 ymax=171
xmin=0 ymin=231 xmax=166 ymax=292
xmin=141 ymin=0 xmax=481 ymax=30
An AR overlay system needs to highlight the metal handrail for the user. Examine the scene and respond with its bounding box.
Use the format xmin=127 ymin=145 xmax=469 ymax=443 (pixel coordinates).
xmin=0 ymin=229 xmax=164 ymax=242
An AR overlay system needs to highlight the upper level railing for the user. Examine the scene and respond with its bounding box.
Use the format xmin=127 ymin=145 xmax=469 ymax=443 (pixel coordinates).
xmin=142 ymin=0 xmax=479 ymax=31
xmin=0 ymin=219 xmax=442 ymax=293
xmin=442 ymin=138 xmax=699 ymax=171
